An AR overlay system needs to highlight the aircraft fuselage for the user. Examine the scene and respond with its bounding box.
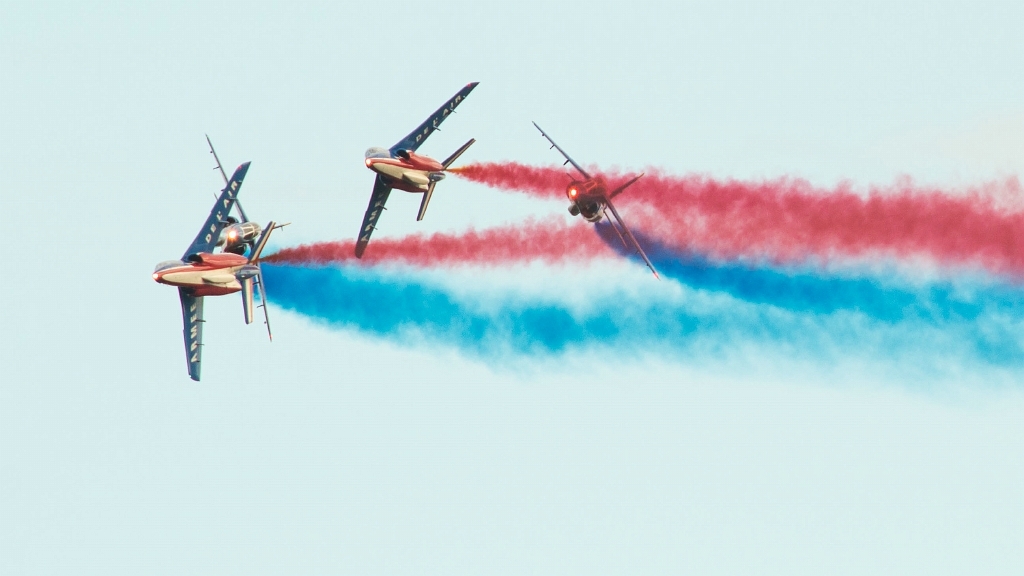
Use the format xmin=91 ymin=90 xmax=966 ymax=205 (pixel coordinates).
xmin=365 ymin=151 xmax=445 ymax=193
xmin=567 ymin=176 xmax=609 ymax=222
xmin=153 ymin=253 xmax=251 ymax=297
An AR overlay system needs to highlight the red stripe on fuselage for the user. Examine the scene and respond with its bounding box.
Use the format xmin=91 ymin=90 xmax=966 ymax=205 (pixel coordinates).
xmin=152 ymin=252 xmax=246 ymax=295
xmin=366 ymin=156 xmax=442 ymax=193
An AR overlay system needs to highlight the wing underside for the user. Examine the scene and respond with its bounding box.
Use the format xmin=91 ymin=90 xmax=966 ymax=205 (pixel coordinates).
xmin=355 ymin=175 xmax=393 ymax=257
xmin=532 ymin=121 xmax=591 ymax=179
xmin=182 ymin=162 xmax=251 ymax=259
xmin=178 ymin=289 xmax=204 ymax=381
xmin=603 ymin=198 xmax=660 ymax=279
xmin=390 ymin=82 xmax=479 ymax=154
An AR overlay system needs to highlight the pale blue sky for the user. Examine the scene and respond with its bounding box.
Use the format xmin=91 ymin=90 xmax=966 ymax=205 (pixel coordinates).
xmin=2 ymin=1 xmax=1022 ymax=574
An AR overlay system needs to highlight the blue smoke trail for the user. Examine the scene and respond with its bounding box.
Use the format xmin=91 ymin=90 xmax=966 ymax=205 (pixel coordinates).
xmin=597 ymin=223 xmax=1024 ymax=364
xmin=600 ymin=223 xmax=1023 ymax=319
xmin=262 ymin=260 xmax=1024 ymax=369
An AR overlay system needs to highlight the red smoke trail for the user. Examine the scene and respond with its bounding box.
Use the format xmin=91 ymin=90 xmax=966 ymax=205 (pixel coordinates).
xmin=264 ymin=219 xmax=613 ymax=267
xmin=450 ymin=162 xmax=566 ymax=199
xmin=454 ymin=162 xmax=1024 ymax=276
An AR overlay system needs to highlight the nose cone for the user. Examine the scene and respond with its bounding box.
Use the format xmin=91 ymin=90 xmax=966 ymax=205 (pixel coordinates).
xmin=365 ymin=157 xmax=389 ymax=175
xmin=153 ymin=260 xmax=186 ymax=285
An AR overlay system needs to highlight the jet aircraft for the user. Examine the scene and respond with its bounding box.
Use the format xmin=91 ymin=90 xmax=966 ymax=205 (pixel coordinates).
xmin=356 ymin=82 xmax=479 ymax=257
xmin=532 ymin=122 xmax=659 ymax=279
xmin=152 ymin=145 xmax=284 ymax=381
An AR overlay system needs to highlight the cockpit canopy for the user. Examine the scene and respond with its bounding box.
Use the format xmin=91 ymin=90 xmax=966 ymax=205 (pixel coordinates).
xmin=153 ymin=260 xmax=184 ymax=273
xmin=364 ymin=147 xmax=391 ymax=159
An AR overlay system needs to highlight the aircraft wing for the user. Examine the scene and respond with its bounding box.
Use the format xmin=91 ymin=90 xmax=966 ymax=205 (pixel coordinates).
xmin=389 ymin=82 xmax=478 ymax=154
xmin=355 ymin=175 xmax=393 ymax=258
xmin=532 ymin=122 xmax=591 ymax=179
xmin=182 ymin=162 xmax=251 ymax=259
xmin=206 ymin=135 xmax=249 ymax=222
xmin=604 ymin=197 xmax=660 ymax=279
xmin=179 ymin=289 xmax=204 ymax=381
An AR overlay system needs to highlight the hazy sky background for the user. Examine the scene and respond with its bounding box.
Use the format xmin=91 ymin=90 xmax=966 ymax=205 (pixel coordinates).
xmin=2 ymin=1 xmax=1023 ymax=574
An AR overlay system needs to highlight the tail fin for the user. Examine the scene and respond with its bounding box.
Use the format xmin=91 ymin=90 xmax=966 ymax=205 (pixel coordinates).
xmin=417 ymin=182 xmax=436 ymax=221
xmin=248 ymin=221 xmax=276 ymax=263
xmin=417 ymin=139 xmax=475 ymax=222
xmin=442 ymin=138 xmax=476 ymax=169
xmin=240 ymin=222 xmax=281 ymax=339
xmin=607 ymin=173 xmax=644 ymax=200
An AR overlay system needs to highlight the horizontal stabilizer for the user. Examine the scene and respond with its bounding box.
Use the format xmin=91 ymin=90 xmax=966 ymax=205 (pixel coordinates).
xmin=241 ymin=277 xmax=255 ymax=324
xmin=417 ymin=182 xmax=436 ymax=221
xmin=608 ymin=173 xmax=644 ymax=200
xmin=442 ymin=138 xmax=476 ymax=169
xmin=248 ymin=221 xmax=276 ymax=263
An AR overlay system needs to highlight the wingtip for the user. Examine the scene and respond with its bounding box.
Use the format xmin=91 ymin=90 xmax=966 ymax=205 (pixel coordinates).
xmin=467 ymin=81 xmax=479 ymax=88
